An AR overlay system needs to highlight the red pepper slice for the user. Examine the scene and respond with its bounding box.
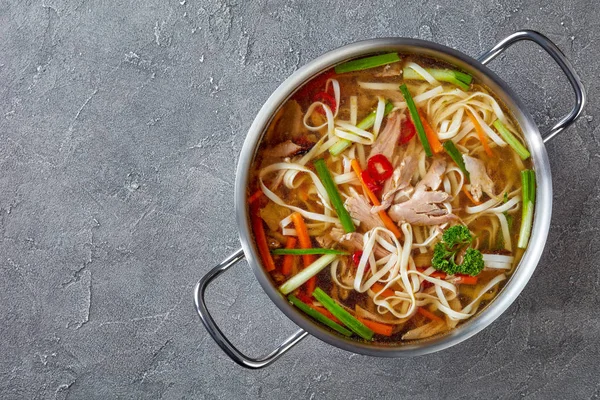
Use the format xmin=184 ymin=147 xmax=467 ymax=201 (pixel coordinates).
xmin=351 ymin=250 xmax=370 ymax=273
xmin=313 ymin=91 xmax=337 ymax=115
xmin=399 ymin=113 xmax=416 ymax=144
xmin=367 ymin=154 xmax=394 ymax=181
xmin=360 ymin=170 xmax=382 ymax=195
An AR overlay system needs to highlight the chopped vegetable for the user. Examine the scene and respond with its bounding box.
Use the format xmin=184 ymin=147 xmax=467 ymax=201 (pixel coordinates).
xmin=272 ymin=248 xmax=349 ymax=256
xmin=290 ymin=212 xmax=317 ymax=294
xmin=493 ymin=119 xmax=531 ymax=160
xmin=403 ymin=66 xmax=472 ymax=90
xmin=313 ymin=91 xmax=337 ymax=115
xmin=370 ymin=282 xmax=395 ymax=298
xmin=399 ymin=113 xmax=416 ymax=144
xmin=335 ymin=53 xmax=401 ymax=74
xmin=417 ymin=307 xmax=444 ymax=322
xmin=360 ymin=170 xmax=383 ymax=194
xmin=250 ymin=203 xmax=276 ymax=272
xmin=281 ymin=237 xmax=297 ymax=276
xmin=400 ymin=84 xmax=432 ymax=157
xmin=313 ymin=287 xmax=374 ymax=340
xmin=418 ymin=109 xmax=443 ymax=154
xmin=350 ymin=160 xmax=402 ymax=238
xmin=432 ymin=225 xmax=484 ymax=276
xmin=462 ymin=186 xmax=481 ymax=205
xmin=443 ymin=140 xmax=469 ymax=180
xmin=367 ymin=154 xmax=394 ymax=181
xmin=313 ymin=159 xmax=356 ymax=233
xmin=518 ymin=169 xmax=536 ymax=248
xmin=248 ymin=189 xmax=263 ymax=204
xmin=279 ymin=254 xmax=338 ymax=294
xmin=329 ymin=102 xmax=394 ymax=156
xmin=356 ymin=317 xmax=393 ymax=336
xmin=288 ymin=295 xmax=352 ymax=337
xmin=467 ymin=111 xmax=493 ymax=157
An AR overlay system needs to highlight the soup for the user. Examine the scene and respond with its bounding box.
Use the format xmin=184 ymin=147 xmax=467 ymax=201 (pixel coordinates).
xmin=248 ymin=53 xmax=535 ymax=342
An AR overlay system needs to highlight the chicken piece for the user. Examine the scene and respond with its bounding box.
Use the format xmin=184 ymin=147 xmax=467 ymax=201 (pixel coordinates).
xmin=315 ymin=233 xmax=336 ymax=249
xmin=388 ymin=189 xmax=457 ymax=225
xmin=262 ymin=140 xmax=303 ymax=159
xmin=463 ymin=154 xmax=495 ymax=202
xmin=418 ymin=157 xmax=446 ymax=191
xmin=373 ymin=138 xmax=419 ymax=212
xmin=374 ymin=63 xmax=402 ymax=77
xmin=388 ymin=157 xmax=457 ymax=226
xmin=345 ymin=193 xmax=385 ymax=231
xmin=369 ymin=112 xmax=401 ymax=160
xmin=330 ymin=228 xmax=389 ymax=258
xmin=402 ymin=320 xmax=446 ymax=340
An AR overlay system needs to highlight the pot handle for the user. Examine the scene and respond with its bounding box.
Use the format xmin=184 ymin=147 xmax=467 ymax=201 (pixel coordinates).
xmin=194 ymin=248 xmax=308 ymax=369
xmin=477 ymin=30 xmax=586 ymax=143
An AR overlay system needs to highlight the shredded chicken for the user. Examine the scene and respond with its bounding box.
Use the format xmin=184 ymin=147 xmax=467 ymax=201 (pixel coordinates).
xmin=388 ymin=158 xmax=458 ymax=225
xmin=369 ymin=112 xmax=402 ymax=160
xmin=374 ymin=63 xmax=402 ymax=77
xmin=463 ymin=154 xmax=495 ymax=202
xmin=262 ymin=140 xmax=303 ymax=159
xmin=372 ymin=138 xmax=419 ymax=212
xmin=315 ymin=233 xmax=336 ymax=249
xmin=330 ymin=228 xmax=388 ymax=258
xmin=402 ymin=320 xmax=446 ymax=340
xmin=345 ymin=192 xmax=385 ymax=231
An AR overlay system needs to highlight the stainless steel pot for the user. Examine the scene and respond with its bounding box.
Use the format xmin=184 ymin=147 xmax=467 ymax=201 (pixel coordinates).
xmin=194 ymin=31 xmax=586 ymax=369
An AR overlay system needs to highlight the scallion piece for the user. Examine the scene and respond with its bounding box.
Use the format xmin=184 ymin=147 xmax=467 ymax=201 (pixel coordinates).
xmin=279 ymin=254 xmax=337 ymax=295
xmin=403 ymin=67 xmax=472 ymax=90
xmin=288 ymin=295 xmax=352 ymax=337
xmin=272 ymin=248 xmax=349 ymax=256
xmin=313 ymin=158 xmax=356 ymax=233
xmin=329 ymin=101 xmax=394 ymax=156
xmin=335 ymin=53 xmax=401 ymax=74
xmin=493 ymin=120 xmax=531 ymax=160
xmin=443 ymin=140 xmax=470 ymax=180
xmin=400 ymin=84 xmax=432 ymax=157
xmin=312 ymin=287 xmax=374 ymax=341
xmin=517 ymin=169 xmax=536 ymax=248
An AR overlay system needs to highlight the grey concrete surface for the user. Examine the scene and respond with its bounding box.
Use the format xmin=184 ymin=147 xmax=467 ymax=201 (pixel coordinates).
xmin=1 ymin=0 xmax=599 ymax=399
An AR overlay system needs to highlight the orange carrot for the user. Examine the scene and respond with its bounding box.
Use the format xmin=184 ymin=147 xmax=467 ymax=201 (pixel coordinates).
xmin=248 ymin=189 xmax=263 ymax=204
xmin=467 ymin=110 xmax=493 ymax=157
xmin=462 ymin=186 xmax=481 ymax=205
xmin=370 ymin=282 xmax=396 ymax=298
xmin=311 ymin=305 xmax=342 ymax=324
xmin=250 ymin=204 xmax=276 ymax=272
xmin=357 ymin=317 xmax=393 ymax=336
xmin=417 ymin=307 xmax=444 ymax=322
xmin=290 ymin=212 xmax=316 ymax=295
xmin=281 ymin=237 xmax=297 ymax=276
xmin=418 ymin=110 xmax=443 ymax=154
xmin=350 ymin=160 xmax=402 ymax=239
xmin=417 ymin=267 xmax=479 ymax=285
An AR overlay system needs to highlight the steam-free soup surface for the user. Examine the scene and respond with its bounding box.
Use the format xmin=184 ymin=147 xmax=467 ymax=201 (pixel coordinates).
xmin=249 ymin=53 xmax=534 ymax=343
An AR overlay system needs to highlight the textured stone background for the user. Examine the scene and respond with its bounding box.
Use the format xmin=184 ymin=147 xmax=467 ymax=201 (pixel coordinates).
xmin=1 ymin=0 xmax=599 ymax=399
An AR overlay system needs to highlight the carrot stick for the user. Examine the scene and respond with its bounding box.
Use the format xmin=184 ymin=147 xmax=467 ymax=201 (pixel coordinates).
xmin=462 ymin=186 xmax=481 ymax=205
xmin=290 ymin=212 xmax=317 ymax=295
xmin=418 ymin=110 xmax=443 ymax=154
xmin=357 ymin=317 xmax=393 ymax=336
xmin=467 ymin=110 xmax=493 ymax=157
xmin=248 ymin=189 xmax=263 ymax=204
xmin=417 ymin=307 xmax=444 ymax=323
xmin=370 ymin=282 xmax=396 ymax=298
xmin=281 ymin=237 xmax=297 ymax=276
xmin=350 ymin=160 xmax=402 ymax=239
xmin=250 ymin=204 xmax=276 ymax=272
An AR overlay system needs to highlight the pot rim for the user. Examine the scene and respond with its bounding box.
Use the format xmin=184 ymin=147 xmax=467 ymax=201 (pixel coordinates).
xmin=234 ymin=37 xmax=552 ymax=356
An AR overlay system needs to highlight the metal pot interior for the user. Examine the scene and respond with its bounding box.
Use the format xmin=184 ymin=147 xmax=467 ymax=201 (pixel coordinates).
xmin=234 ymin=38 xmax=552 ymax=356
